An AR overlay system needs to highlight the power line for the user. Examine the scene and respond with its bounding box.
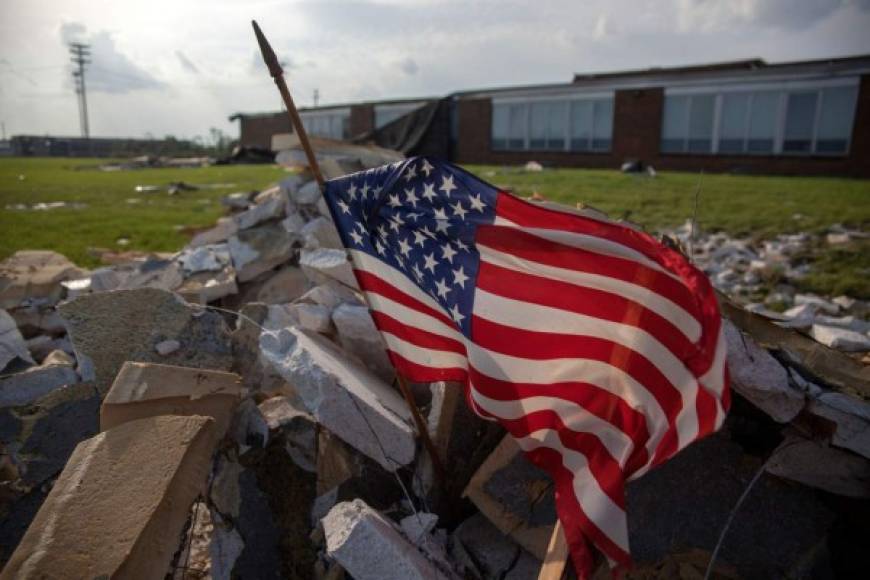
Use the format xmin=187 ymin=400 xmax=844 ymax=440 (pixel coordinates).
xmin=69 ymin=42 xmax=91 ymax=138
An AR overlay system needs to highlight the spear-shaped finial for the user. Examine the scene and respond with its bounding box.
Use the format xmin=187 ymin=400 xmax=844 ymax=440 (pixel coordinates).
xmin=252 ymin=19 xmax=324 ymax=187
xmin=252 ymin=20 xmax=283 ymax=79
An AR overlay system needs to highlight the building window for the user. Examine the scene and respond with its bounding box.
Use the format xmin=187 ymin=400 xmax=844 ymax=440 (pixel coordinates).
xmin=300 ymin=111 xmax=350 ymax=140
xmin=662 ymin=82 xmax=858 ymax=156
xmin=492 ymin=96 xmax=614 ymax=152
xmin=374 ymin=103 xmax=424 ymax=129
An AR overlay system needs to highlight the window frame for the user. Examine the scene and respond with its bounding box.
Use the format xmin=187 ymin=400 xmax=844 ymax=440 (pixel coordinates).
xmin=491 ymin=92 xmax=615 ymax=153
xmin=661 ymin=78 xmax=859 ymax=157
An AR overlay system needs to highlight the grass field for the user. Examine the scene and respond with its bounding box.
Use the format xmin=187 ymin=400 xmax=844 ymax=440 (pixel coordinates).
xmin=1 ymin=157 xmax=868 ymax=297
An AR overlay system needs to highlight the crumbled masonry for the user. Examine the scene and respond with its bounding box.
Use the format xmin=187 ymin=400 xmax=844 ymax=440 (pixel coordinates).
xmin=0 ymin=144 xmax=868 ymax=578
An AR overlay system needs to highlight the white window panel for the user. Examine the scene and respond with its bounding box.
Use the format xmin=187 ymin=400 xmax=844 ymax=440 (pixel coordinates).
xmin=747 ymin=91 xmax=779 ymax=154
xmin=783 ymin=91 xmax=818 ymax=153
xmin=661 ymin=95 xmax=690 ymax=153
xmin=570 ymin=101 xmax=593 ymax=151
xmin=492 ymin=104 xmax=510 ymax=150
xmin=687 ymin=95 xmax=715 ymax=153
xmin=718 ymin=93 xmax=750 ymax=153
xmin=592 ymin=99 xmax=613 ymax=151
xmin=816 ymin=86 xmax=858 ymax=154
xmin=530 ymin=101 xmax=568 ymax=150
xmin=508 ymin=103 xmax=527 ymax=150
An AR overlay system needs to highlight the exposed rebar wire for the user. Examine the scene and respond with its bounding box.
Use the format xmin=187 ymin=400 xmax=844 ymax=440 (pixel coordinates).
xmin=188 ymin=303 xmax=267 ymax=333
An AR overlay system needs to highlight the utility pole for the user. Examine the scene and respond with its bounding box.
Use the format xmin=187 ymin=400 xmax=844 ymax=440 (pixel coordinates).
xmin=69 ymin=42 xmax=91 ymax=138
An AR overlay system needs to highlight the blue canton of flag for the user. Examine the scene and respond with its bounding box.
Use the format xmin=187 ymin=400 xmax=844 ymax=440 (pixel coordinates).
xmin=323 ymin=157 xmax=497 ymax=336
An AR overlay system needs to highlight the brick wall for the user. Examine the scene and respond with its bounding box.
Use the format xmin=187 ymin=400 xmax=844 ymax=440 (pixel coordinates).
xmin=238 ymin=114 xmax=292 ymax=149
xmin=453 ymin=77 xmax=870 ymax=177
xmin=350 ymin=105 xmax=374 ymax=138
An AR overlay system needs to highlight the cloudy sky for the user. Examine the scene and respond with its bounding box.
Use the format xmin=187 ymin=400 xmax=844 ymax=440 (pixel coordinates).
xmin=1 ymin=0 xmax=869 ymax=141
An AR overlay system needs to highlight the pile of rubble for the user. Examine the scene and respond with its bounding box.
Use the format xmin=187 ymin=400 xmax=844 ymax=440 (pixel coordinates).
xmin=1 ymin=144 xmax=869 ymax=579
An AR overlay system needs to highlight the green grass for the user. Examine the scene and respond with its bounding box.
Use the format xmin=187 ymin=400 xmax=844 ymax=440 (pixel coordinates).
xmin=465 ymin=165 xmax=870 ymax=238
xmin=1 ymin=158 xmax=868 ymax=297
xmin=0 ymin=157 xmax=287 ymax=268
xmin=466 ymin=165 xmax=870 ymax=299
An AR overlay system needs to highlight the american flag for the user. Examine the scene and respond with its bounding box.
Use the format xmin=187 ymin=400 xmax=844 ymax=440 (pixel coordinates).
xmin=322 ymin=157 xmax=729 ymax=577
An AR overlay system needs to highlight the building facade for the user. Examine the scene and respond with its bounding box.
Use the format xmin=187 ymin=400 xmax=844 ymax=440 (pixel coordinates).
xmin=231 ymin=54 xmax=870 ymax=177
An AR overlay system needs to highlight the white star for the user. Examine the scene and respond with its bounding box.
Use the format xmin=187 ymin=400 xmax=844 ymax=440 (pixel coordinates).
xmin=404 ymin=187 xmax=418 ymax=207
xmin=421 ymin=182 xmax=437 ymax=202
xmin=347 ymin=182 xmax=358 ymax=199
xmin=435 ymin=220 xmax=450 ymax=234
xmin=377 ymin=224 xmax=389 ymax=239
xmin=404 ymin=163 xmax=417 ymax=182
xmin=360 ymin=182 xmax=371 ymax=198
xmin=435 ymin=278 xmax=450 ymax=299
xmin=453 ymin=265 xmax=469 ymax=288
xmin=388 ymin=194 xmax=401 ymax=208
xmin=433 ymin=206 xmax=448 ymax=220
xmin=450 ymin=304 xmax=465 ymax=324
xmin=412 ymin=263 xmax=424 ymax=281
xmin=423 ymin=253 xmax=438 ymax=274
xmin=455 ymin=239 xmax=470 ymax=252
xmin=349 ymin=230 xmax=364 ymax=246
xmin=440 ymin=174 xmax=457 ymax=197
xmin=375 ymin=238 xmax=387 ymax=255
xmin=413 ymin=230 xmax=428 ymax=247
xmin=469 ymin=193 xmax=486 ymax=212
xmin=398 ymin=237 xmax=412 ymax=257
xmin=406 ymin=212 xmax=421 ymax=222
xmin=451 ymin=201 xmax=468 ymax=220
xmin=337 ymin=199 xmax=351 ymax=215
xmin=421 ymin=158 xmax=434 ymax=177
xmin=420 ymin=225 xmax=435 ymax=238
xmin=441 ymin=244 xmax=457 ymax=263
xmin=389 ymin=214 xmax=405 ymax=232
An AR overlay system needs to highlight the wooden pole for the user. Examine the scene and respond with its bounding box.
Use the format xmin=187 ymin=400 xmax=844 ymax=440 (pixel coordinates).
xmin=252 ymin=20 xmax=325 ymax=188
xmin=396 ymin=374 xmax=447 ymax=483
xmin=538 ymin=521 xmax=570 ymax=580
xmin=252 ymin=20 xmax=446 ymax=484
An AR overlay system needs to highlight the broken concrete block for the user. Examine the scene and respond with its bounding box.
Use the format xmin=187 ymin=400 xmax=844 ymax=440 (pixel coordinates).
xmin=211 ymin=455 xmax=244 ymax=519
xmin=222 ymin=191 xmax=254 ymax=209
xmin=189 ymin=217 xmax=239 ymax=248
xmin=724 ymin=320 xmax=804 ymax=422
xmin=59 ymin=288 xmax=233 ymax=394
xmin=0 ymin=308 xmax=33 ymax=371
xmin=118 ymin=257 xmax=185 ymax=292
xmin=255 ymin=265 xmax=310 ymax=304
xmin=232 ymin=398 xmax=270 ymax=453
xmin=323 ymin=499 xmax=450 ymax=580
xmin=281 ymin=211 xmax=307 ymax=235
xmin=808 ymin=394 xmax=870 ymax=460
xmin=258 ymin=395 xmax=317 ymax=472
xmin=463 ymin=435 xmax=555 ymax=560
xmin=400 ymin=512 xmax=439 ymax=544
xmin=794 ymin=293 xmax=840 ymax=315
xmin=300 ymin=248 xmax=358 ymax=289
xmin=1 ymin=415 xmax=218 ymax=580
xmin=100 ymin=361 xmax=242 ymax=438
xmin=0 ymin=250 xmax=88 ymax=309
xmin=811 ymin=324 xmax=870 ymax=352
xmin=296 ymin=303 xmax=333 ymax=333
xmin=41 ymin=349 xmax=74 ymax=367
xmin=0 ymin=360 xmax=79 ymax=408
xmin=177 ymin=266 xmax=239 ymax=304
xmin=233 ymin=192 xmax=285 ymax=230
xmin=210 ymin=514 xmax=245 ymax=580
xmin=229 ymin=222 xmax=297 ymax=283
xmin=177 ymin=243 xmax=231 ymax=273
xmin=332 ymin=304 xmax=394 ymax=382
xmin=766 ymin=434 xmax=870 ymax=498
xmin=294 ymin=180 xmax=322 ymax=206
xmin=302 ymin=216 xmax=343 ymax=250
xmin=260 ymin=326 xmax=415 ymax=471
xmin=298 ymin=283 xmax=361 ymax=310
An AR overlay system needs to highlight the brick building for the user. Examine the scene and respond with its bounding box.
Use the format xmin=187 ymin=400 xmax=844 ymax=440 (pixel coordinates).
xmin=231 ymin=54 xmax=870 ymax=177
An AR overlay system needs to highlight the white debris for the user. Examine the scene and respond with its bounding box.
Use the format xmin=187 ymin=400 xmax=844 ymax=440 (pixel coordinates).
xmin=155 ymin=339 xmax=181 ymax=356
xmin=260 ymin=326 xmax=415 ymax=470
xmin=810 ymin=324 xmax=870 ymax=352
xmin=323 ymin=500 xmax=450 ymax=580
xmin=177 ymin=244 xmax=231 ymax=273
xmin=1 ymin=308 xmax=34 ymax=370
xmin=299 ymin=248 xmax=358 ymax=289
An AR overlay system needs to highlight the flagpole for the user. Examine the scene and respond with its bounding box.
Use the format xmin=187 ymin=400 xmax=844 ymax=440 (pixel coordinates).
xmin=252 ymin=20 xmax=325 ymax=188
xmin=252 ymin=20 xmax=446 ymax=483
xmin=538 ymin=521 xmax=569 ymax=580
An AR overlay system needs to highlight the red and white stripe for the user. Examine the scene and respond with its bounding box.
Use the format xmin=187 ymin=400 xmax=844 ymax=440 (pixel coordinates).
xmin=347 ymin=192 xmax=729 ymax=578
